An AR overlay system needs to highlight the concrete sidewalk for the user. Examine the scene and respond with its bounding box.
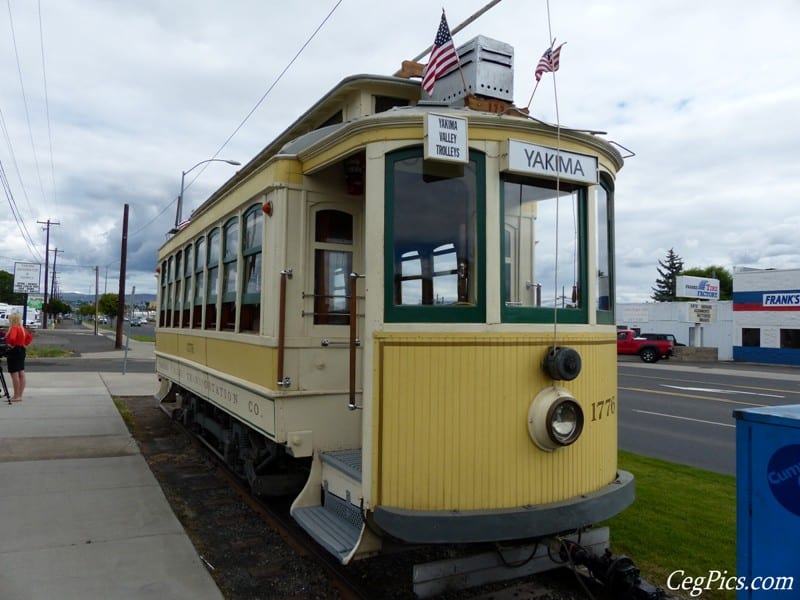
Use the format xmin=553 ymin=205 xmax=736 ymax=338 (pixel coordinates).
xmin=0 ymin=371 xmax=223 ymax=600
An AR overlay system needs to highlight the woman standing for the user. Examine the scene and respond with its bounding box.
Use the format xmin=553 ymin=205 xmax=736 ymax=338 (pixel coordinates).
xmin=6 ymin=313 xmax=32 ymax=402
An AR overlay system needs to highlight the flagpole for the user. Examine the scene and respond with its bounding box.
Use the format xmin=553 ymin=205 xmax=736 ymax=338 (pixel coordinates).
xmin=526 ymin=80 xmax=540 ymax=110
xmin=410 ymin=0 xmax=505 ymax=63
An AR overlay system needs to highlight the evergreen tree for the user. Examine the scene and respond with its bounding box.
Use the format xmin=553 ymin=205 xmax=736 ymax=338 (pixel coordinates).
xmin=651 ymin=248 xmax=684 ymax=302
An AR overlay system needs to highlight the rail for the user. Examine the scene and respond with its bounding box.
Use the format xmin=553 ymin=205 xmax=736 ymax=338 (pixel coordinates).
xmin=277 ymin=268 xmax=292 ymax=389
xmin=349 ymin=272 xmax=365 ymax=410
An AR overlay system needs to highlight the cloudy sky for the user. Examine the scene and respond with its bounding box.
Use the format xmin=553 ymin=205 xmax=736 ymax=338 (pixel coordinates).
xmin=1 ymin=0 xmax=798 ymax=302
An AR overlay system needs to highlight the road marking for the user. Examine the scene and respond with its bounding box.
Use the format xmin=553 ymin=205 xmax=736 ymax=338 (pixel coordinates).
xmin=661 ymin=385 xmax=784 ymax=399
xmin=620 ymin=371 xmax=800 ymax=396
xmin=620 ymin=386 xmax=764 ymax=407
xmin=632 ymin=409 xmax=735 ymax=428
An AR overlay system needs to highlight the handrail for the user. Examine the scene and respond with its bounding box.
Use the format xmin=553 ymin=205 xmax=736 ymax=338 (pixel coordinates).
xmin=277 ymin=268 xmax=292 ymax=388
xmin=348 ymin=272 xmax=365 ymax=410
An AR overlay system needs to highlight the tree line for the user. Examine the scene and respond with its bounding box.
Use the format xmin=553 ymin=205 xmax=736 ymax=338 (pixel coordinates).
xmin=0 ymin=269 xmax=121 ymax=320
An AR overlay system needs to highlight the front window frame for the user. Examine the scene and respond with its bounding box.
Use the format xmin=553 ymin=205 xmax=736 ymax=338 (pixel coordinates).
xmin=595 ymin=174 xmax=615 ymax=324
xmin=384 ymin=147 xmax=486 ymax=323
xmin=500 ymin=175 xmax=588 ymax=324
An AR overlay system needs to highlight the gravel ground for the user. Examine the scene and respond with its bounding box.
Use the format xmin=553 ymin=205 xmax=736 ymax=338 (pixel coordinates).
xmin=116 ymin=395 xmax=602 ymax=600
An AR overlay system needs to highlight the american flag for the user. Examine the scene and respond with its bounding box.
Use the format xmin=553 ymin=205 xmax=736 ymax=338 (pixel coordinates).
xmin=421 ymin=12 xmax=459 ymax=95
xmin=534 ymin=42 xmax=565 ymax=82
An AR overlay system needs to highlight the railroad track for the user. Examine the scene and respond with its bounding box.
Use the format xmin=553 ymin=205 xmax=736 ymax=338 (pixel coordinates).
xmin=118 ymin=395 xmax=629 ymax=599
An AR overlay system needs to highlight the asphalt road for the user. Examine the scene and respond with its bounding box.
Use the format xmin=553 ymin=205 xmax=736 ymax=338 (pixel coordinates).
xmin=618 ymin=359 xmax=800 ymax=476
xmin=25 ymin=321 xmax=155 ymax=373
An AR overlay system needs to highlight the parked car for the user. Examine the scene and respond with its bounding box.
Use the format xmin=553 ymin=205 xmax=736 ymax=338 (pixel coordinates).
xmin=130 ymin=318 xmax=147 ymax=327
xmin=98 ymin=316 xmax=108 ymax=324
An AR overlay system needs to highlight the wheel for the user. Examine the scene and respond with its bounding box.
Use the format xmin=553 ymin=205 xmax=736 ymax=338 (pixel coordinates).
xmin=639 ymin=347 xmax=659 ymax=363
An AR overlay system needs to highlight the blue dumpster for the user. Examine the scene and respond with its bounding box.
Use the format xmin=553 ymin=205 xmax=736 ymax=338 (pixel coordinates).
xmin=735 ymin=405 xmax=800 ymax=598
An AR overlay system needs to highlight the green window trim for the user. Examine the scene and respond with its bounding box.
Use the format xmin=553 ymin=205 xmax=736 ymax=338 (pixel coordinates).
xmin=241 ymin=204 xmax=263 ymax=306
xmin=500 ymin=178 xmax=589 ymax=324
xmin=595 ymin=173 xmax=616 ymax=325
xmin=384 ymin=147 xmax=486 ymax=323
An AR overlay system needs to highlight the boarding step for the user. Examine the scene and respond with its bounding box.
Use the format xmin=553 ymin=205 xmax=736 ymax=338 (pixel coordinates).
xmin=321 ymin=448 xmax=362 ymax=483
xmin=293 ymin=449 xmax=364 ymax=563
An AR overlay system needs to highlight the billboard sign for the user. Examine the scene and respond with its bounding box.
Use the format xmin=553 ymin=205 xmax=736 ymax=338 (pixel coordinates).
xmin=13 ymin=262 xmax=41 ymax=294
xmin=676 ymin=275 xmax=720 ymax=300
xmin=686 ymin=302 xmax=716 ymax=323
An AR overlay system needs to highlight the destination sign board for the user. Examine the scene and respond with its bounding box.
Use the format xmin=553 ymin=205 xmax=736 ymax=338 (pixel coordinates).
xmin=424 ymin=113 xmax=468 ymax=164
xmin=501 ymin=139 xmax=598 ymax=184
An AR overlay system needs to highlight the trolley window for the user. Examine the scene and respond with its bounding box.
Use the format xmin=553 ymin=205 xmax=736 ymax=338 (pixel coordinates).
xmin=595 ymin=174 xmax=615 ymax=324
xmin=172 ymin=251 xmax=183 ymax=327
xmin=501 ymin=177 xmax=587 ymax=324
xmin=384 ymin=147 xmax=485 ymax=323
xmin=181 ymin=243 xmax=192 ymax=327
xmin=205 ymin=228 xmax=219 ymax=329
xmin=159 ymin=259 xmax=168 ymax=326
xmin=193 ymin=237 xmax=205 ymax=328
xmin=313 ymin=209 xmax=353 ymax=325
xmin=240 ymin=204 xmax=262 ymax=333
xmin=221 ymin=217 xmax=239 ymax=330
xmin=165 ymin=255 xmax=175 ymax=327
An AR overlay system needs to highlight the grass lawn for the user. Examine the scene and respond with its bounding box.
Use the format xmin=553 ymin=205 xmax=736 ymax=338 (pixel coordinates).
xmin=603 ymin=451 xmax=736 ymax=599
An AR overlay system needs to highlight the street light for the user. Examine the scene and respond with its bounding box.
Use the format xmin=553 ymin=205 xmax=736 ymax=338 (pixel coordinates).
xmin=173 ymin=158 xmax=241 ymax=231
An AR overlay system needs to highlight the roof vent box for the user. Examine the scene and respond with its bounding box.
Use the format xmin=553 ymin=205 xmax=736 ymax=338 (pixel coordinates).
xmin=422 ymin=35 xmax=514 ymax=105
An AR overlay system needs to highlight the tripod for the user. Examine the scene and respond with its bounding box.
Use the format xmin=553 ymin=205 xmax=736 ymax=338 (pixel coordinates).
xmin=0 ymin=360 xmax=10 ymax=405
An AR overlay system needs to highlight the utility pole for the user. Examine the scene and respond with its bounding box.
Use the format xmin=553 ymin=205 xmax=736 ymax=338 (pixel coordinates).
xmin=50 ymin=248 xmax=64 ymax=309
xmin=115 ymin=204 xmax=129 ymax=350
xmin=94 ymin=266 xmax=99 ymax=336
xmin=38 ymin=219 xmax=60 ymax=329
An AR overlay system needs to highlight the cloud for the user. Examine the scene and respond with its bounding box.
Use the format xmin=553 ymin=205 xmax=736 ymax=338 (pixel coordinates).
xmin=0 ymin=0 xmax=798 ymax=304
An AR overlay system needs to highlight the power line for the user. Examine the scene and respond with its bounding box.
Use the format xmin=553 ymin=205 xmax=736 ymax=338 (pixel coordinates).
xmin=0 ymin=159 xmax=43 ymax=261
xmin=166 ymin=1 xmax=344 ymax=217
xmin=37 ymin=0 xmax=57 ymax=207
xmin=5 ymin=0 xmax=48 ymax=210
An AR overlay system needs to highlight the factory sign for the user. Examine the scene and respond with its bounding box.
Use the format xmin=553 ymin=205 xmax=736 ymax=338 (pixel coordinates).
xmin=676 ymin=276 xmax=720 ymax=300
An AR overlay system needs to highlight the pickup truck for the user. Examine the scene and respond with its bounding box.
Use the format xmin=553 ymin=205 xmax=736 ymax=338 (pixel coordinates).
xmin=637 ymin=332 xmax=686 ymax=347
xmin=617 ymin=329 xmax=674 ymax=363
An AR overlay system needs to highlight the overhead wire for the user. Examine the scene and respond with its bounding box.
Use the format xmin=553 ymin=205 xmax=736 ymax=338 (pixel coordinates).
xmin=0 ymin=105 xmax=38 ymax=224
xmin=139 ymin=2 xmax=344 ymax=239
xmin=37 ymin=0 xmax=57 ymax=208
xmin=5 ymin=0 xmax=47 ymax=215
xmin=181 ymin=0 xmax=344 ymax=198
xmin=0 ymin=159 xmax=44 ymax=261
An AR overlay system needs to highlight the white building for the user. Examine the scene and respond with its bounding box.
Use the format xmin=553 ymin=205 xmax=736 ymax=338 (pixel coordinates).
xmin=732 ymin=267 xmax=800 ymax=366
xmin=618 ymin=267 xmax=800 ymax=366
xmin=618 ymin=300 xmax=734 ymax=361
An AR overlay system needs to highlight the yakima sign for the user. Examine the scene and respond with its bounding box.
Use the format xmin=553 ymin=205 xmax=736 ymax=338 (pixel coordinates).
xmin=501 ymin=139 xmax=598 ymax=184
xmin=676 ymin=275 xmax=720 ymax=300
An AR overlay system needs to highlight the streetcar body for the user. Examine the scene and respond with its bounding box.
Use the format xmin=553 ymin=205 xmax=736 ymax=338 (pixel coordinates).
xmin=155 ymin=35 xmax=633 ymax=565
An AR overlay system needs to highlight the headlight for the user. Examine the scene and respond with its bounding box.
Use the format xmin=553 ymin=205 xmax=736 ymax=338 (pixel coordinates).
xmin=527 ymin=387 xmax=585 ymax=451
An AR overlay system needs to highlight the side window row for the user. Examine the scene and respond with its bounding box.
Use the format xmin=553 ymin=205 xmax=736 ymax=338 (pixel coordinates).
xmin=159 ymin=204 xmax=355 ymax=332
xmin=159 ymin=204 xmax=263 ymax=333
